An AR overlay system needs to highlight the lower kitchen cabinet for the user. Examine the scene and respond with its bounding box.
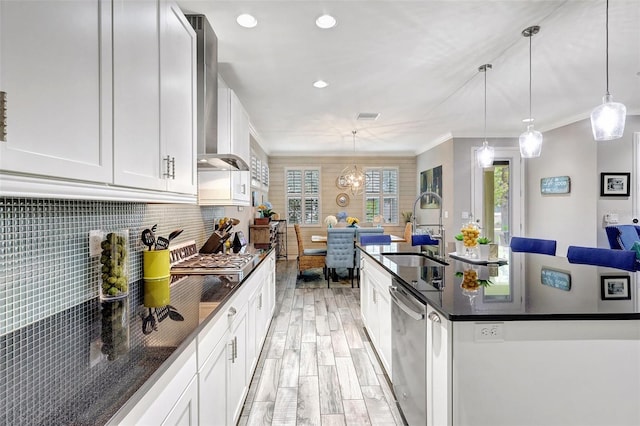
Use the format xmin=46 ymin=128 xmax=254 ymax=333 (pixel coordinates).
xmin=359 ymin=254 xmax=392 ymax=377
xmin=111 ymin=340 xmax=198 ymax=426
xmin=162 ymin=376 xmax=199 ymax=426
xmin=199 ymin=335 xmax=228 ymax=426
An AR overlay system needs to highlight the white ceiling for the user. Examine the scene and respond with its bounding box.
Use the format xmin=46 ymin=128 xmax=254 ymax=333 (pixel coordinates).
xmin=177 ymin=0 xmax=640 ymax=156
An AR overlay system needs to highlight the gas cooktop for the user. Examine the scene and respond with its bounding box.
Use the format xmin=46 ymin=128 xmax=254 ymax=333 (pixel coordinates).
xmin=169 ymin=241 xmax=256 ymax=279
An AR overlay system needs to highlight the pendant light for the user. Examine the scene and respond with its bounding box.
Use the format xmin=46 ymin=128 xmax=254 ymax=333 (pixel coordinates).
xmin=519 ymin=25 xmax=543 ymax=158
xmin=476 ymin=64 xmax=494 ymax=168
xmin=339 ymin=130 xmax=368 ymax=196
xmin=590 ymin=0 xmax=626 ymax=141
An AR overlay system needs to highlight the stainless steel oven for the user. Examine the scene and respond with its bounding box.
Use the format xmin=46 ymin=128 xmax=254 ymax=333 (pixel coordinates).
xmin=390 ymin=280 xmax=427 ymax=426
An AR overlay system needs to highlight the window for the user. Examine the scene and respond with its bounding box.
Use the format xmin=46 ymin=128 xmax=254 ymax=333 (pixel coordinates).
xmin=286 ymin=168 xmax=320 ymax=225
xmin=365 ymin=168 xmax=398 ymax=223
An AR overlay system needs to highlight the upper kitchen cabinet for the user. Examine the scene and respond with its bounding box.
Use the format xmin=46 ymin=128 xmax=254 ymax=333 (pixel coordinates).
xmin=218 ymin=87 xmax=250 ymax=168
xmin=0 ymin=0 xmax=113 ymax=183
xmin=161 ymin=1 xmax=197 ymax=195
xmin=113 ymin=0 xmax=196 ymax=195
xmin=0 ymin=0 xmax=197 ymax=202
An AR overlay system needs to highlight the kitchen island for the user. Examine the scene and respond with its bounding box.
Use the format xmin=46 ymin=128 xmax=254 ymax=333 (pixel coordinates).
xmin=359 ymin=243 xmax=640 ymax=426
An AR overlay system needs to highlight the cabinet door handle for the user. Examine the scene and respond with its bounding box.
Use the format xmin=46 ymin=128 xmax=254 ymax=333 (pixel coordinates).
xmin=428 ymin=311 xmax=441 ymax=323
xmin=258 ymin=293 xmax=263 ymax=310
xmin=233 ymin=336 xmax=238 ymax=361
xmin=164 ymin=155 xmax=176 ymax=179
xmin=372 ymin=288 xmax=377 ymax=304
xmin=241 ymin=183 xmax=246 ymax=194
xmin=228 ymin=339 xmax=235 ymax=362
xmin=227 ymin=306 xmax=237 ymax=318
xmin=0 ymin=91 xmax=7 ymax=142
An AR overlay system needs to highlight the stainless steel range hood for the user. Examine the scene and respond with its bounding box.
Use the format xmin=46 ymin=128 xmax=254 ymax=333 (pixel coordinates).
xmin=186 ymin=14 xmax=249 ymax=171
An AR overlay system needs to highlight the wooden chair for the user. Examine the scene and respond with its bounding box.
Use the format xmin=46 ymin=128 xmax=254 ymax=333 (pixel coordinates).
xmin=404 ymin=222 xmax=412 ymax=242
xmin=294 ymin=224 xmax=326 ymax=277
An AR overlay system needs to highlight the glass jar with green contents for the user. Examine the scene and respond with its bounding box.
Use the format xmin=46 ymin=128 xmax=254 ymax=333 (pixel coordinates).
xmin=99 ymin=230 xmax=129 ymax=300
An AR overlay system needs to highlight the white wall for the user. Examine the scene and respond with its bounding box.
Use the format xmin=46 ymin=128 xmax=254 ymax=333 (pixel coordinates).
xmin=417 ymin=115 xmax=640 ymax=254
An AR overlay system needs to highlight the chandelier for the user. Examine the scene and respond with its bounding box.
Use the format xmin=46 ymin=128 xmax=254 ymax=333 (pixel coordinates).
xmin=339 ymin=130 xmax=369 ymax=196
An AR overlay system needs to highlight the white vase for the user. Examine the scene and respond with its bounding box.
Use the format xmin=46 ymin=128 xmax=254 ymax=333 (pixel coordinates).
xmin=478 ymin=244 xmax=490 ymax=261
xmin=455 ymin=241 xmax=464 ymax=255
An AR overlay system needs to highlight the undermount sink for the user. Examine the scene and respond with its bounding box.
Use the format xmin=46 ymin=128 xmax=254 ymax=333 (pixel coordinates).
xmin=382 ymin=253 xmax=446 ymax=267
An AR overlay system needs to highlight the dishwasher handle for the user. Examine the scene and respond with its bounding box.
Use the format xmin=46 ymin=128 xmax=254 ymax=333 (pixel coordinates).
xmin=389 ymin=286 xmax=425 ymax=321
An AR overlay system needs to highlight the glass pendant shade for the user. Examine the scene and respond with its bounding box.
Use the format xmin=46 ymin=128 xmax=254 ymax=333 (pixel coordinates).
xmin=341 ymin=164 xmax=367 ymax=196
xmin=476 ymin=140 xmax=494 ymax=168
xmin=519 ymin=124 xmax=543 ymax=158
xmin=591 ymin=94 xmax=626 ymax=141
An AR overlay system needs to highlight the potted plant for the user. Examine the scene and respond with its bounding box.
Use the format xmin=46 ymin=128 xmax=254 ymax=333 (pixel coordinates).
xmin=255 ymin=202 xmax=274 ymax=225
xmin=454 ymin=233 xmax=464 ymax=254
xmin=477 ymin=236 xmax=491 ymax=260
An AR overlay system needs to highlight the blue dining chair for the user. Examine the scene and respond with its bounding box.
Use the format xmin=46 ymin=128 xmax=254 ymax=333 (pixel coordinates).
xmin=509 ymin=236 xmax=557 ymax=256
xmin=604 ymin=225 xmax=640 ymax=250
xmin=325 ymin=228 xmax=357 ymax=287
xmin=567 ymin=246 xmax=638 ymax=272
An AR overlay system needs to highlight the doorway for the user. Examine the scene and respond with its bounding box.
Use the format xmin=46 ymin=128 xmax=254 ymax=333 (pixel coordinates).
xmin=471 ymin=147 xmax=524 ymax=302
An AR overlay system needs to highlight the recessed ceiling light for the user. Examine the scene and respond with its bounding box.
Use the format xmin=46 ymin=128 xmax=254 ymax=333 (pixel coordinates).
xmin=313 ymin=80 xmax=328 ymax=88
xmin=236 ymin=14 xmax=257 ymax=28
xmin=316 ymin=14 xmax=336 ymax=29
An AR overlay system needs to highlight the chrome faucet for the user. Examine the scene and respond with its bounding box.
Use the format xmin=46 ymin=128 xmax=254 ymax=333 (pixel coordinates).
xmin=412 ymin=191 xmax=444 ymax=256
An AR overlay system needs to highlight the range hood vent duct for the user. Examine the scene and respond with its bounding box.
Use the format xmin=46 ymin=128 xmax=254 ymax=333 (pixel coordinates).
xmin=186 ymin=14 xmax=249 ymax=171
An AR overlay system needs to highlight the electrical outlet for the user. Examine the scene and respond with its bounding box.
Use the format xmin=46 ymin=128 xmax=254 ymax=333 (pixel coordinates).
xmin=474 ymin=323 xmax=504 ymax=342
xmin=89 ymin=230 xmax=103 ymax=257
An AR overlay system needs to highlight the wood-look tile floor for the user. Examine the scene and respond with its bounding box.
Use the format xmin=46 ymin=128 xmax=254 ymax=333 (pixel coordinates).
xmin=238 ymin=261 xmax=404 ymax=426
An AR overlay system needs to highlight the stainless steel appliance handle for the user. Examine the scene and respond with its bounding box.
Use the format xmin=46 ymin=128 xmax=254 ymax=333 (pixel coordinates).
xmin=228 ymin=306 xmax=237 ymax=318
xmin=389 ymin=287 xmax=425 ymax=320
xmin=428 ymin=311 xmax=441 ymax=323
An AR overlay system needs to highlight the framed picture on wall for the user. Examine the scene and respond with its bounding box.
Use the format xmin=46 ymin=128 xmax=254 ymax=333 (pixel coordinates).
xmin=600 ymin=275 xmax=631 ymax=300
xmin=600 ymin=172 xmax=630 ymax=197
xmin=420 ymin=165 xmax=442 ymax=209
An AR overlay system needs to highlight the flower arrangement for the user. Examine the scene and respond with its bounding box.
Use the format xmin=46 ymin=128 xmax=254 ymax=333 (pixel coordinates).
xmin=336 ymin=211 xmax=348 ymax=222
xmin=401 ymin=211 xmax=413 ymax=223
xmin=324 ymin=215 xmax=338 ymax=228
xmin=257 ymin=202 xmax=274 ymax=218
xmin=346 ymin=216 xmax=359 ymax=227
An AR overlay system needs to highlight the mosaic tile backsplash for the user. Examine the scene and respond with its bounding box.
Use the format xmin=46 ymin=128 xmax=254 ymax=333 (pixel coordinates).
xmin=0 ymin=198 xmax=224 ymax=425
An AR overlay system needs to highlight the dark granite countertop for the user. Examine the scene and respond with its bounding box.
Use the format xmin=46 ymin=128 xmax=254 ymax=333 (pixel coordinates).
xmin=359 ymin=243 xmax=640 ymax=321
xmin=19 ymin=245 xmax=274 ymax=426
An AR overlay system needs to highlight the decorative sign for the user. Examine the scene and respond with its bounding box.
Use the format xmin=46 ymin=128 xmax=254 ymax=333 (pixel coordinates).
xmin=540 ymin=176 xmax=570 ymax=194
xmin=541 ymin=268 xmax=571 ymax=291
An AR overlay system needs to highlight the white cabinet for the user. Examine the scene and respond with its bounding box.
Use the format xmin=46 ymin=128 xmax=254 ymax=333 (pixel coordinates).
xmin=112 ymin=0 xmax=163 ymax=191
xmin=0 ymin=0 xmax=197 ymax=201
xmin=218 ymin=87 xmax=250 ymax=167
xmin=161 ymin=1 xmax=197 ymax=195
xmin=359 ymin=254 xmax=393 ymax=377
xmin=110 ymin=340 xmax=198 ymax=426
xmin=198 ymin=86 xmax=251 ymax=206
xmin=198 ymin=334 xmax=228 ymax=426
xmin=198 ymin=170 xmax=251 ymax=206
xmin=0 ymin=0 xmax=113 ymax=183
xmin=162 ymin=376 xmax=199 ymax=426
xmin=113 ymin=0 xmax=196 ymax=195
xmin=197 ymin=252 xmax=276 ymax=425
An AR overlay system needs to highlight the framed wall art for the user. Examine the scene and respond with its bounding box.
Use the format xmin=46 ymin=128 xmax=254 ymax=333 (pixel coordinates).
xmin=420 ymin=165 xmax=442 ymax=209
xmin=600 ymin=275 xmax=631 ymax=300
xmin=600 ymin=172 xmax=630 ymax=197
xmin=540 ymin=176 xmax=571 ymax=195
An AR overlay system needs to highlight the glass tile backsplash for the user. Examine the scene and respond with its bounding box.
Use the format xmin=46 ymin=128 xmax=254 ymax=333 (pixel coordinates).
xmin=0 ymin=197 xmax=223 ymax=424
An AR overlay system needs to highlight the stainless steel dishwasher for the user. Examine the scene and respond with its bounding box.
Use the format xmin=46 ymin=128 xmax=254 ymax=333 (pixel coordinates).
xmin=390 ymin=280 xmax=427 ymax=426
